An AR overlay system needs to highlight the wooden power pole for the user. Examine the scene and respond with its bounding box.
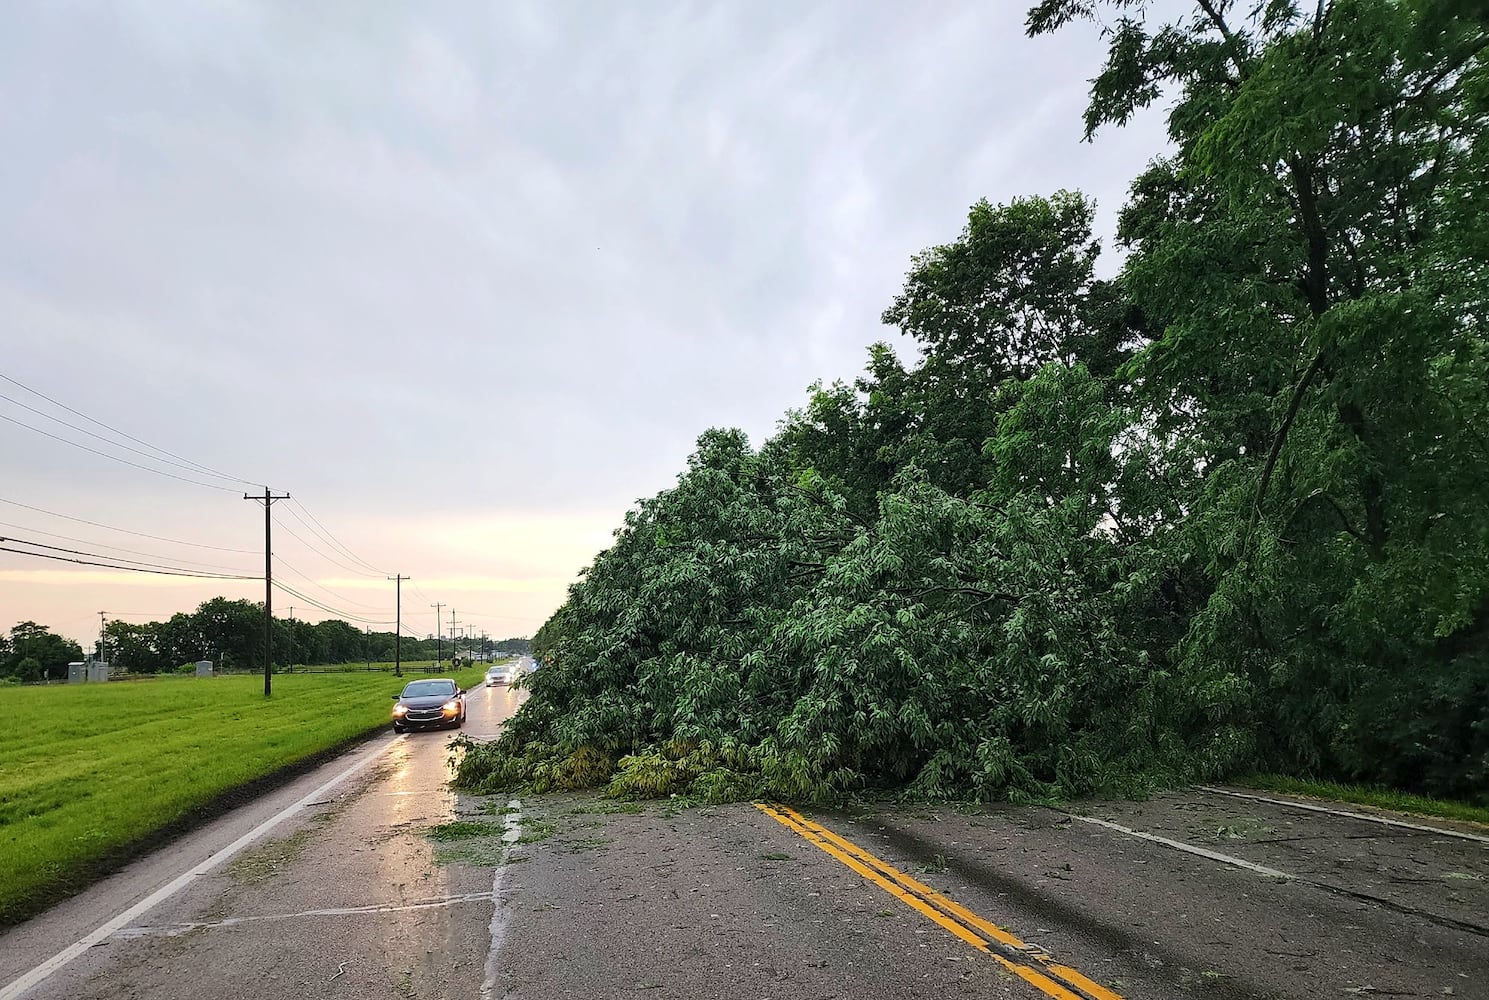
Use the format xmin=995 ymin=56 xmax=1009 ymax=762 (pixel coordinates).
xmin=244 ymin=487 xmax=290 ymax=696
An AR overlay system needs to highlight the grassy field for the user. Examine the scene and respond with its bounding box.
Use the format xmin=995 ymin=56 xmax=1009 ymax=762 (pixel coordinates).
xmin=1238 ymin=774 xmax=1489 ymax=827
xmin=230 ymin=659 xmax=454 ymax=674
xmin=0 ymin=662 xmax=495 ymax=926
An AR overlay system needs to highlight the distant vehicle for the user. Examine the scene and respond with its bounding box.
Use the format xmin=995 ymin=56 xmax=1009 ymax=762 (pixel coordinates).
xmin=485 ymin=663 xmax=515 ymax=686
xmin=392 ymin=678 xmax=465 ymax=733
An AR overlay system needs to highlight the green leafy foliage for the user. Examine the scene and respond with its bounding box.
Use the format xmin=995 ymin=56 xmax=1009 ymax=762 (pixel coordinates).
xmin=0 ymin=622 xmax=82 ymax=681
xmin=457 ymin=1 xmax=1489 ymax=806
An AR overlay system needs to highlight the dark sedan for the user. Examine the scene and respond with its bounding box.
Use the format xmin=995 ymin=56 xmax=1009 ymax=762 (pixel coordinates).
xmin=392 ymin=678 xmax=466 ymax=733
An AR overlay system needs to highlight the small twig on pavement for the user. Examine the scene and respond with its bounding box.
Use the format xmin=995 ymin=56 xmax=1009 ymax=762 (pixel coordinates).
xmin=329 ymin=962 xmax=348 ymax=982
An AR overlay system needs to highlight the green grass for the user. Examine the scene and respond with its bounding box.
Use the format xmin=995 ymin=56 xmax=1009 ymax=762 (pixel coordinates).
xmin=515 ymin=818 xmax=557 ymax=844
xmin=0 ymin=664 xmax=491 ymax=925
xmin=426 ymin=820 xmax=505 ymax=841
xmin=1237 ymin=775 xmax=1489 ymax=827
xmin=229 ymin=660 xmax=458 ymax=675
xmin=568 ymin=800 xmax=644 ymax=815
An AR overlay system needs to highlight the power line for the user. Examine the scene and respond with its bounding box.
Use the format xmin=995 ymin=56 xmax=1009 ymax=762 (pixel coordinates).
xmin=271 ymin=582 xmax=392 ymax=625
xmin=285 ymin=500 xmax=386 ymax=576
xmin=455 ymin=610 xmax=531 ymax=624
xmin=0 ymin=411 xmax=241 ymax=493
xmin=273 ymin=552 xmax=385 ymax=610
xmin=271 ymin=580 xmax=394 ymax=627
xmin=0 ymin=390 xmax=253 ymax=488
xmin=0 ymin=543 xmax=260 ymax=580
xmin=0 ymin=496 xmax=256 ymax=553
xmin=0 ymin=371 xmax=263 ymax=488
xmin=271 ymin=514 xmax=381 ymax=578
xmin=272 ymin=583 xmax=375 ymax=624
xmin=0 ymin=535 xmax=259 ymax=578
xmin=0 ymin=518 xmax=256 ymax=574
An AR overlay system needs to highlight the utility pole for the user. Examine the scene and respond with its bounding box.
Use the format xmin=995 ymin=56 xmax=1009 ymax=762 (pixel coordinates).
xmin=97 ymin=611 xmax=106 ymax=663
xmin=388 ymin=575 xmax=408 ymax=677
xmin=449 ymin=609 xmax=458 ymax=664
xmin=365 ymin=626 xmax=371 ymax=671
xmin=244 ymin=487 xmax=290 ymax=696
xmin=431 ymin=602 xmax=443 ymax=666
xmin=286 ymin=606 xmax=295 ymax=674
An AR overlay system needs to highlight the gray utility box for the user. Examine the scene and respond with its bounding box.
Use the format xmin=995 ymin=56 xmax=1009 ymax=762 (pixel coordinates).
xmin=195 ymin=660 xmax=214 ymax=677
xmin=69 ymin=661 xmax=109 ymax=682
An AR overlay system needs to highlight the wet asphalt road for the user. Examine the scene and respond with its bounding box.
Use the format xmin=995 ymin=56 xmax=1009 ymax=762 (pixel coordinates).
xmin=3 ymin=685 xmax=1486 ymax=999
xmin=487 ymin=791 xmax=1488 ymax=1000
xmin=0 ymin=679 xmax=526 ymax=1000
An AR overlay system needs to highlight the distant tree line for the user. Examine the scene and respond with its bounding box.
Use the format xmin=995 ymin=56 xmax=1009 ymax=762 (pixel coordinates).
xmin=0 ymin=623 xmax=84 ymax=682
xmin=0 ymin=599 xmax=530 ymax=678
xmin=459 ymin=1 xmax=1489 ymax=805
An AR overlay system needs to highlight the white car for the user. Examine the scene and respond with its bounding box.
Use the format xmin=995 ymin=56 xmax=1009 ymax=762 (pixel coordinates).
xmin=485 ymin=664 xmax=515 ymax=686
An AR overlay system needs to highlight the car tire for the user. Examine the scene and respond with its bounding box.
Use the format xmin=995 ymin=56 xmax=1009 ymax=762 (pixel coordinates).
xmin=394 ymin=724 xmax=405 ymax=734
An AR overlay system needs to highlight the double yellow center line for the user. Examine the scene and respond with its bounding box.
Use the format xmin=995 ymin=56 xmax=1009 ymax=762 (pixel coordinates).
xmin=756 ymin=804 xmax=1125 ymax=1000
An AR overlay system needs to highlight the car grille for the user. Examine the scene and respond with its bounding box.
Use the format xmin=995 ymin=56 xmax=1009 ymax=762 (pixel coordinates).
xmin=405 ymin=709 xmax=445 ymax=723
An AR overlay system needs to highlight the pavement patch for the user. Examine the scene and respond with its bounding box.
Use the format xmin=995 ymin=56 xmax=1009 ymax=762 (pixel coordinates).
xmin=112 ymin=891 xmax=499 ymax=938
xmin=224 ymin=827 xmax=316 ymax=885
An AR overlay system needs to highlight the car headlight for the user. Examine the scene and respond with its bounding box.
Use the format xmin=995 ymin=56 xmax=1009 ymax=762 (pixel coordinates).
xmin=393 ymin=704 xmax=408 ymax=716
xmin=441 ymin=700 xmax=459 ymax=713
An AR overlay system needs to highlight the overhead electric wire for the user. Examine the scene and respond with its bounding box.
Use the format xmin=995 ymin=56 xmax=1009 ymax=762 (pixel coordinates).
xmin=273 ymin=552 xmax=385 ymax=610
xmin=272 ymin=514 xmax=381 ymax=578
xmin=0 ymin=535 xmax=259 ymax=578
xmin=0 ymin=371 xmax=264 ymax=489
xmin=270 ymin=581 xmax=383 ymax=624
xmin=0 ymin=518 xmax=256 ymax=574
xmin=0 ymin=378 xmax=425 ymax=630
xmin=270 ymin=580 xmax=394 ymax=626
xmin=0 ymin=496 xmax=256 ymax=554
xmin=0 ymin=543 xmax=260 ymax=580
xmin=289 ymin=499 xmax=385 ymax=574
xmin=0 ymin=411 xmax=241 ymax=493
xmin=0 ymin=390 xmax=254 ymax=489
xmin=284 ymin=500 xmax=386 ymax=576
xmin=456 ymin=610 xmax=530 ymax=624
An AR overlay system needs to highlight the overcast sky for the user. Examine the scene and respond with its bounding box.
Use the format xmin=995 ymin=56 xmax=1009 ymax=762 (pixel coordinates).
xmin=0 ymin=1 xmax=1168 ymax=648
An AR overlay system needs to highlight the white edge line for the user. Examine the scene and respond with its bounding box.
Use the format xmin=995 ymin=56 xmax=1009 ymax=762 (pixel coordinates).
xmin=0 ymin=735 xmax=398 ymax=1000
xmin=1071 ymin=814 xmax=1295 ymax=880
xmin=1198 ymin=786 xmax=1489 ymax=846
xmin=481 ymin=799 xmax=522 ymax=1000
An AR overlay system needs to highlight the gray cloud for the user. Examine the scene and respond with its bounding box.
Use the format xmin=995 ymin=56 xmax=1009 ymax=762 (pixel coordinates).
xmin=1 ymin=1 xmax=1169 ymax=639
